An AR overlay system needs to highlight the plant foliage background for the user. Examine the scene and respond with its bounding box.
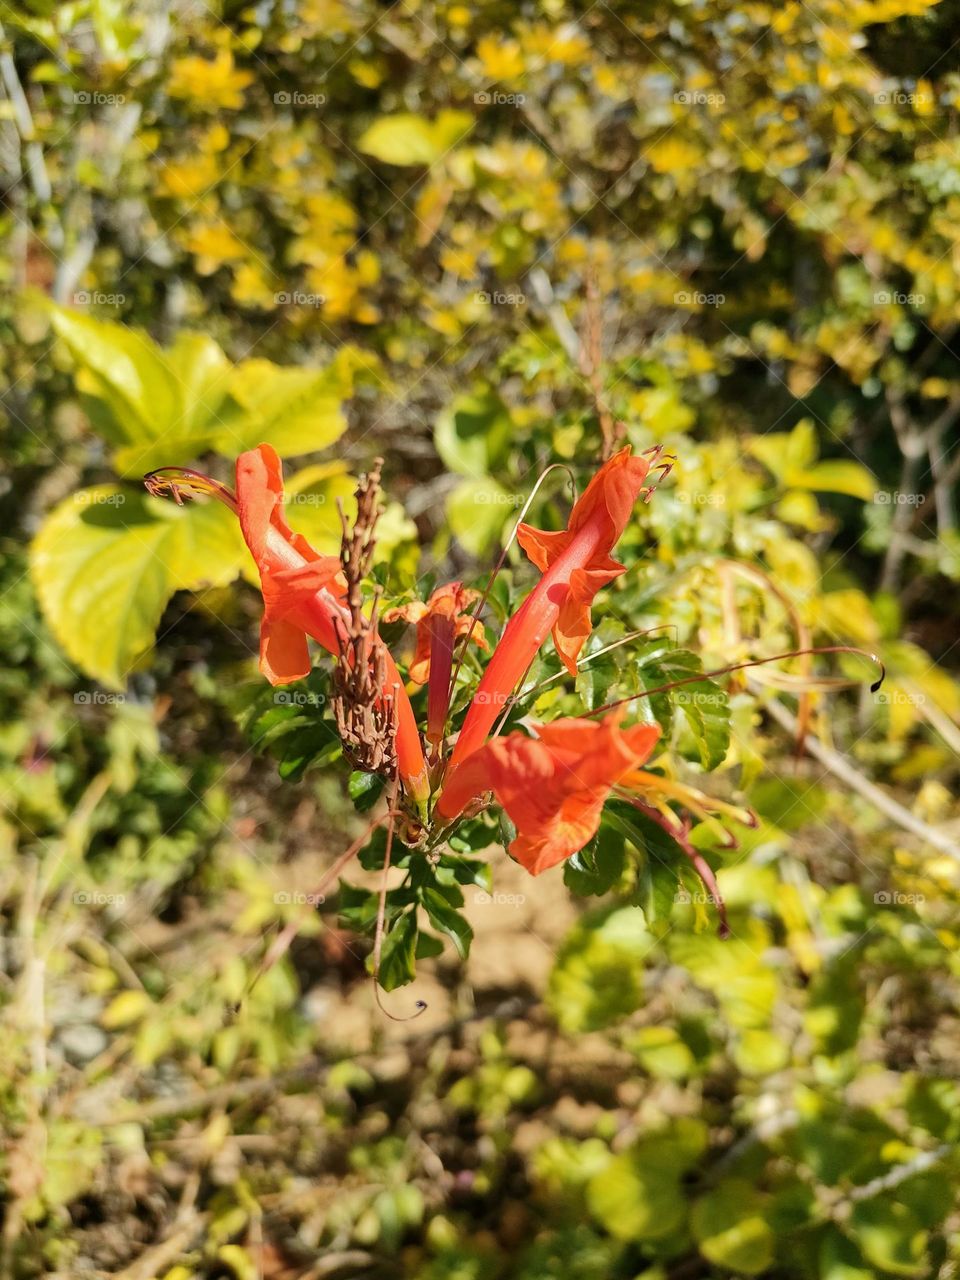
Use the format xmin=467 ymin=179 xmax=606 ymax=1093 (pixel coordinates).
xmin=1 ymin=0 xmax=960 ymax=1276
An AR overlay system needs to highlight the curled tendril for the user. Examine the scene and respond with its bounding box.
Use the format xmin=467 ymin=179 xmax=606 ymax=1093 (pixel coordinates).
xmin=586 ymin=645 xmax=886 ymax=719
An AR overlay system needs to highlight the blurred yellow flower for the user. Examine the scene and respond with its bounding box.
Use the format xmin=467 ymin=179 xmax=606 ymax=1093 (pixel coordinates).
xmin=168 ymin=50 xmax=253 ymax=111
xmin=179 ymin=220 xmax=248 ymax=274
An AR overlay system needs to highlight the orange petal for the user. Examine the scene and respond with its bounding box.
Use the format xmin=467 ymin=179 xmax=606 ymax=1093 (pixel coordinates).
xmin=552 ymin=560 xmax=625 ymax=676
xmin=516 ymin=524 xmax=572 ymax=573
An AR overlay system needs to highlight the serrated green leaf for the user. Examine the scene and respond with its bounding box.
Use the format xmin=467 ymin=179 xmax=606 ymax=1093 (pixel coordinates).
xmin=422 ymin=887 xmax=473 ymax=959
xmin=375 ymin=910 xmax=418 ymax=990
xmin=349 ymin=770 xmax=385 ymax=813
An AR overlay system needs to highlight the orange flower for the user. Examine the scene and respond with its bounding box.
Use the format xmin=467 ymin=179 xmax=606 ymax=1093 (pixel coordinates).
xmin=146 ymin=445 xmax=429 ymax=802
xmin=385 ymin=581 xmax=488 ymax=749
xmin=383 ymin=582 xmax=487 ymax=685
xmin=234 ymin=444 xmax=347 ymax=682
xmin=440 ymin=447 xmax=654 ymax=794
xmin=436 ymin=714 xmax=661 ymax=873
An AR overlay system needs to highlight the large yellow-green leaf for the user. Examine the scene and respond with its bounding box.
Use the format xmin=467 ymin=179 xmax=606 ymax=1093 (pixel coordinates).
xmin=357 ymin=110 xmax=473 ymax=167
xmin=48 ymin=306 xmax=233 ymax=475
xmin=215 ymin=359 xmax=349 ymax=458
xmin=30 ymin=487 xmax=246 ymax=688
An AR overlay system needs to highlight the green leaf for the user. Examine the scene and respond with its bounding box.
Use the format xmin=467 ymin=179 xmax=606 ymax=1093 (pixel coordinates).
xmin=30 ymin=487 xmax=245 ymax=687
xmin=349 ymin=770 xmax=385 ymax=813
xmin=787 ymin=460 xmax=877 ymax=501
xmin=422 ymin=887 xmax=473 ymax=960
xmin=446 ymin=477 xmax=514 ymax=556
xmin=587 ymin=1150 xmax=686 ymax=1242
xmin=847 ymin=1200 xmax=929 ymax=1278
xmin=375 ymin=910 xmax=418 ymax=990
xmin=47 ymin=305 xmax=232 ymax=475
xmin=216 ymin=358 xmax=349 ymax=458
xmin=564 ymin=825 xmax=626 ymax=896
xmin=358 ymin=110 xmax=473 ymax=166
xmin=692 ymin=1180 xmax=775 ymax=1276
xmin=634 ymin=643 xmax=729 ymax=770
xmin=435 ymin=389 xmax=513 ymax=476
xmin=281 ymin=463 xmax=416 ymax=562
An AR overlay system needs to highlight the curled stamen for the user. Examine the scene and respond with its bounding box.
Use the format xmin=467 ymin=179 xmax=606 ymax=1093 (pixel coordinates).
xmin=144 ymin=467 xmax=238 ymax=513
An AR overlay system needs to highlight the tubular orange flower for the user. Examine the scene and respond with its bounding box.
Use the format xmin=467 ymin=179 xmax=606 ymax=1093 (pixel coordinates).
xmin=146 ymin=445 xmax=429 ymax=801
xmin=384 ymin=582 xmax=488 ymax=748
xmin=383 ymin=582 xmax=487 ymax=685
xmin=436 ymin=714 xmax=661 ymax=874
xmin=439 ymin=447 xmax=655 ymax=808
